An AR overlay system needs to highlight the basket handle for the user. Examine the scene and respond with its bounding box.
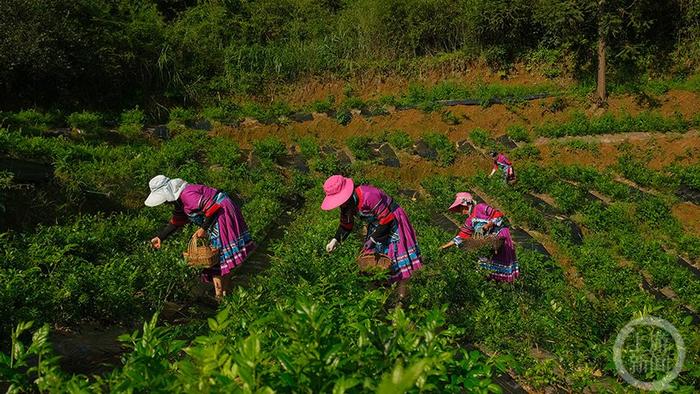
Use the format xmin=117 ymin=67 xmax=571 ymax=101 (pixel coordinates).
xmin=187 ymin=232 xmax=207 ymax=254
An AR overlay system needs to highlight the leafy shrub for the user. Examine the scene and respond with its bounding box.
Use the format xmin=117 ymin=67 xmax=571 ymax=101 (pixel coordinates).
xmin=536 ymin=111 xmax=691 ymax=138
xmin=346 ymin=135 xmax=374 ymax=160
xmin=422 ymin=132 xmax=456 ymax=167
xmin=341 ymin=96 xmax=365 ymax=110
xmin=5 ymin=109 xmax=55 ymax=135
xmin=441 ymin=110 xmax=460 ymax=125
xmin=511 ymin=144 xmax=541 ymax=160
xmin=469 ymin=128 xmax=495 ymax=150
xmin=253 ymin=136 xmax=286 ymax=163
xmin=296 ymin=136 xmax=320 ymax=158
xmin=167 ymin=107 xmax=194 ymax=131
xmin=118 ymin=107 xmax=145 ymax=138
xmin=206 ymin=137 xmax=241 ymax=169
xmin=386 ymin=130 xmax=413 ymax=150
xmin=310 ymin=96 xmax=335 ymax=113
xmin=202 ymin=105 xmax=238 ymax=123
xmin=506 ymin=125 xmax=530 ymax=142
xmin=335 ymin=108 xmax=352 ymax=125
xmin=67 ymin=111 xmax=103 ymax=136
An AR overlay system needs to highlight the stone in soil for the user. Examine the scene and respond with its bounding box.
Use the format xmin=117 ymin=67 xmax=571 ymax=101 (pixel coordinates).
xmin=523 ymin=193 xmax=562 ymax=216
xmin=413 ymin=139 xmax=438 ymax=160
xmin=563 ymin=219 xmax=584 ymax=245
xmin=676 ymin=256 xmax=700 ymax=278
xmin=510 ymin=227 xmax=551 ymax=257
xmin=147 ymin=124 xmax=170 ymax=140
xmin=676 ymin=185 xmax=700 ymax=205
xmin=281 ymin=154 xmax=310 ymax=173
xmin=44 ymin=128 xmax=72 ymax=138
xmin=398 ymin=189 xmax=420 ymax=201
xmin=0 ymin=157 xmax=53 ymax=182
xmin=376 ymin=143 xmax=400 ymax=167
xmin=185 ymin=119 xmax=213 ymax=131
xmin=496 ymin=135 xmax=518 ymax=150
xmin=289 ymin=112 xmax=313 ymax=122
xmin=430 ymin=213 xmax=459 ymax=233
xmin=456 ymin=140 xmax=476 ymax=154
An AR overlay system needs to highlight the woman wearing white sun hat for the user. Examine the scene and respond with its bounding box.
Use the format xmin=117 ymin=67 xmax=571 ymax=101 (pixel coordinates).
xmin=145 ymin=175 xmax=255 ymax=300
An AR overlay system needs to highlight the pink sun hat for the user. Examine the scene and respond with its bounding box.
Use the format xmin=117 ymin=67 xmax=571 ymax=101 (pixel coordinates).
xmin=321 ymin=175 xmax=355 ymax=210
xmin=448 ymin=192 xmax=474 ymax=212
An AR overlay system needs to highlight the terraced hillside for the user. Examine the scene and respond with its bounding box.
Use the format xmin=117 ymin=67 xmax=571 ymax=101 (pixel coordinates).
xmin=1 ymin=77 xmax=699 ymax=392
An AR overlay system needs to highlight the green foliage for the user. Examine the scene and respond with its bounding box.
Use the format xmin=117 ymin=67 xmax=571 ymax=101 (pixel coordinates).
xmin=310 ymin=96 xmax=335 ymax=114
xmin=118 ymin=106 xmax=145 ymax=138
xmin=441 ymin=110 xmax=461 ymax=125
xmin=67 ymin=111 xmax=103 ymax=135
xmin=469 ymin=128 xmax=496 ymax=150
xmin=386 ymin=130 xmax=413 ymax=151
xmin=168 ymin=107 xmax=195 ymax=131
xmin=3 ymin=109 xmax=56 ymax=135
xmin=536 ymin=111 xmax=691 ymax=138
xmin=253 ymin=137 xmax=286 ymax=164
xmin=422 ymin=132 xmax=456 ymax=167
xmin=506 ymin=125 xmax=530 ymax=143
xmin=335 ymin=108 xmax=352 ymax=126
xmin=1 ymin=0 xmax=697 ymax=110
xmin=511 ymin=144 xmax=540 ymax=161
xmin=346 ymin=136 xmax=374 ymax=160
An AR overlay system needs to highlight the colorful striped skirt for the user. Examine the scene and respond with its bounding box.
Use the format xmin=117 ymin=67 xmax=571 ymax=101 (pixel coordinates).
xmin=479 ymin=227 xmax=519 ymax=282
xmin=364 ymin=207 xmax=423 ymax=282
xmin=200 ymin=193 xmax=256 ymax=282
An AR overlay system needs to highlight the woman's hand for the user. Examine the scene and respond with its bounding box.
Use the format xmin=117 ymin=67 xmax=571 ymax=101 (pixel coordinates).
xmin=326 ymin=238 xmax=339 ymax=253
xmin=440 ymin=241 xmax=454 ymax=250
xmin=150 ymin=237 xmax=162 ymax=249
xmin=195 ymin=228 xmax=206 ymax=238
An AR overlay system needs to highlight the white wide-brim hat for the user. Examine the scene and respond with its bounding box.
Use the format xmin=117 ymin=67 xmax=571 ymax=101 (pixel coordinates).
xmin=144 ymin=175 xmax=188 ymax=207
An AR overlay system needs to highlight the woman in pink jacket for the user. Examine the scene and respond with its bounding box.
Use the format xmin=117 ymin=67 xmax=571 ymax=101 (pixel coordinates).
xmin=145 ymin=175 xmax=255 ymax=300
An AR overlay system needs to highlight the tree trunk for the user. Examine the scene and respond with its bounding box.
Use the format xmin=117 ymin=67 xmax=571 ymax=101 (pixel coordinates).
xmin=596 ymin=1 xmax=607 ymax=105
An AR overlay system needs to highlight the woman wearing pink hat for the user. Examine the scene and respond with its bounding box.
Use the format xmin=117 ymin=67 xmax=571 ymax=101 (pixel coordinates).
xmin=440 ymin=192 xmax=519 ymax=282
xmin=489 ymin=151 xmax=516 ymax=184
xmin=145 ymin=175 xmax=256 ymax=300
xmin=321 ymin=175 xmax=423 ymax=283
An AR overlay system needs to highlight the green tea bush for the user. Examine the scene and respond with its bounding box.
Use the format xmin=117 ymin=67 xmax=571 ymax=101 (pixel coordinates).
xmin=422 ymin=132 xmax=456 ymax=167
xmin=511 ymin=144 xmax=540 ymax=160
xmin=168 ymin=107 xmax=195 ymax=131
xmin=118 ymin=106 xmax=145 ymax=138
xmin=536 ymin=111 xmax=691 ymax=138
xmin=346 ymin=135 xmax=374 ymax=160
xmin=296 ymin=136 xmax=320 ymax=158
xmin=469 ymin=128 xmax=492 ymax=149
xmin=4 ymin=109 xmax=55 ymax=135
xmin=310 ymin=96 xmax=335 ymax=113
xmin=253 ymin=136 xmax=286 ymax=164
xmin=506 ymin=125 xmax=530 ymax=142
xmin=441 ymin=110 xmax=461 ymax=125
xmin=67 ymin=111 xmax=103 ymax=136
xmin=335 ymin=108 xmax=352 ymax=125
xmin=386 ymin=130 xmax=413 ymax=150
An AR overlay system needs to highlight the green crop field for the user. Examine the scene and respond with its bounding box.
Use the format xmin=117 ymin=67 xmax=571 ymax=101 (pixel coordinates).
xmin=3 ymin=1 xmax=700 ymax=393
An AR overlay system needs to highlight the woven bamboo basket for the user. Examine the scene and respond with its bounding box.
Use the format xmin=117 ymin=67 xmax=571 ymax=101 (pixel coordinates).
xmin=183 ymin=233 xmax=219 ymax=268
xmin=356 ymin=253 xmax=392 ymax=272
xmin=459 ymin=233 xmax=504 ymax=251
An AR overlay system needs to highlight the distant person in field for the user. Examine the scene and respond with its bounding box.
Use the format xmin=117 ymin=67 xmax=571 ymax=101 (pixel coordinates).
xmin=145 ymin=175 xmax=255 ymax=300
xmin=322 ymin=175 xmax=423 ymax=285
xmin=440 ymin=192 xmax=519 ymax=282
xmin=489 ymin=151 xmax=516 ymax=184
